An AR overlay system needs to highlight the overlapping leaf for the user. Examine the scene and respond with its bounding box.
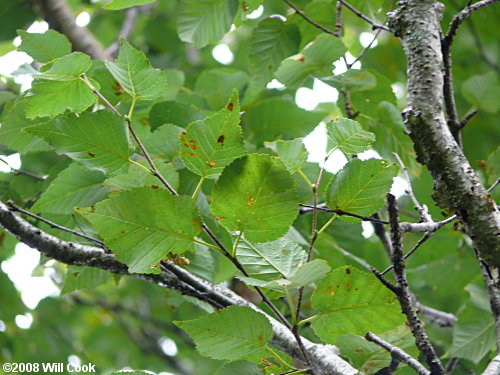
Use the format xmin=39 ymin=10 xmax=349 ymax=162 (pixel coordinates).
xmin=276 ymin=34 xmax=347 ymax=88
xmin=311 ymin=266 xmax=405 ymax=343
xmin=326 ymin=158 xmax=398 ymax=221
xmin=210 ymin=154 xmax=299 ymax=242
xmin=61 ymin=266 xmax=112 ymax=295
xmin=177 ymin=0 xmax=238 ymax=48
xmin=103 ymin=0 xmax=156 ymax=10
xmin=105 ymin=38 xmax=168 ymax=101
xmin=264 ymin=138 xmax=308 ymax=174
xmin=18 ymin=29 xmax=71 ymax=63
xmin=26 ymin=110 xmax=132 ymax=174
xmin=78 ymin=188 xmax=202 ymax=273
xmin=179 ymin=90 xmax=246 ymax=179
xmin=175 ymin=306 xmax=273 ymax=362
xmin=32 ymin=163 xmax=110 ymax=214
xmin=326 ymin=117 xmax=375 ymax=156
xmin=36 ymin=52 xmax=92 ymax=81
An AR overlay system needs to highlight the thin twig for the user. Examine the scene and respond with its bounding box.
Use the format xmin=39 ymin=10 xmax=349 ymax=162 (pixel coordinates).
xmin=372 ymin=212 xmax=393 ymax=258
xmin=393 ymin=153 xmax=432 ymax=222
xmin=365 ymin=332 xmax=430 ymax=375
xmin=386 ymin=194 xmax=445 ymax=374
xmin=299 ymin=203 xmax=389 ymax=224
xmin=335 ymin=0 xmax=343 ymax=37
xmin=106 ymin=7 xmax=139 ymax=57
xmin=6 ymin=200 xmax=106 ymax=249
xmin=478 ymin=259 xmax=500 ymax=351
xmin=283 ymin=0 xmax=338 ymax=36
xmin=416 ymin=303 xmax=457 ymax=328
xmin=340 ymin=88 xmax=356 ymax=119
xmin=459 ymin=108 xmax=478 ymax=130
xmin=338 ymin=0 xmax=390 ymax=31
xmin=0 ymin=158 xmax=47 ymax=181
xmin=347 ymin=28 xmax=383 ymax=68
xmin=399 ymin=215 xmax=457 ymax=233
xmin=488 ymin=178 xmax=500 ymax=193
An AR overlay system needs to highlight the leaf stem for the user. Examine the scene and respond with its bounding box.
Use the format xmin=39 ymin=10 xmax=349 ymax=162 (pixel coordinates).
xmin=265 ymin=344 xmax=293 ymax=368
xmin=192 ymin=238 xmax=220 ymax=251
xmin=297 ymin=168 xmax=313 ymax=189
xmin=316 ymin=214 xmax=338 ymax=238
xmin=191 ymin=176 xmax=205 ymax=200
xmin=127 ymin=96 xmax=137 ymax=120
xmin=231 ymin=230 xmax=243 ymax=257
xmin=128 ymin=159 xmax=154 ymax=174
xmin=298 ymin=314 xmax=319 ymax=326
xmin=285 ymin=288 xmax=297 ymax=325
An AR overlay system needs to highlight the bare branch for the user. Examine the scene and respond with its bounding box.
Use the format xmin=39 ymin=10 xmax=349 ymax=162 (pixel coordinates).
xmin=459 ymin=108 xmax=478 ymax=130
xmin=283 ymin=0 xmax=338 ymax=36
xmin=0 ymin=157 xmax=47 ymax=181
xmin=399 ymin=215 xmax=457 ymax=233
xmin=35 ymin=0 xmax=111 ymax=60
xmin=386 ymin=194 xmax=445 ymax=374
xmin=299 ymin=203 xmax=388 ymax=224
xmin=106 ymin=7 xmax=139 ymax=57
xmin=365 ymin=332 xmax=430 ymax=375
xmin=338 ymin=0 xmax=390 ymax=31
xmin=416 ymin=302 xmax=457 ymax=327
xmin=347 ymin=29 xmax=383 ymax=68
xmin=479 ymin=262 xmax=500 ymax=351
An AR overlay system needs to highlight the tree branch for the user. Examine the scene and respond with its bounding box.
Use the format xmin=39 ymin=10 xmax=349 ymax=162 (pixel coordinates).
xmin=0 ymin=200 xmax=358 ymax=375
xmin=479 ymin=261 xmax=500 ymax=352
xmin=386 ymin=194 xmax=445 ymax=374
xmin=415 ymin=302 xmax=457 ymax=327
xmin=387 ymin=0 xmax=500 ymax=268
xmin=338 ymin=0 xmax=390 ymax=31
xmin=283 ymin=0 xmax=338 ymax=36
xmin=365 ymin=332 xmax=430 ymax=375
xmin=482 ymin=354 xmax=500 ymax=375
xmin=35 ymin=0 xmax=110 ymax=60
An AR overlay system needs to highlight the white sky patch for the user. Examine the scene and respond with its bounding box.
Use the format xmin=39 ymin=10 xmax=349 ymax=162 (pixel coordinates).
xmin=1 ymin=243 xmax=59 ymax=309
xmin=392 ymin=82 xmax=406 ymax=100
xmin=359 ymin=32 xmax=378 ymax=48
xmin=13 ymin=36 xmax=22 ymax=47
xmin=266 ymin=79 xmax=285 ymax=89
xmin=295 ymin=78 xmax=339 ymax=111
xmin=212 ymin=44 xmax=234 ymax=65
xmin=333 ymin=52 xmax=361 ymax=75
xmin=159 ymin=337 xmax=178 ymax=356
xmin=303 ymin=123 xmax=348 ymax=174
xmin=0 ymin=320 xmax=6 ymax=332
xmin=270 ymin=14 xmax=287 ymax=22
xmin=0 ymin=153 xmax=21 ymax=172
xmin=247 ymin=5 xmax=264 ymax=19
xmin=75 ymin=12 xmax=91 ymax=27
xmin=68 ymin=355 xmax=81 ymax=368
xmin=361 ymin=222 xmax=374 ymax=238
xmin=15 ymin=313 xmax=33 ymax=329
xmin=27 ymin=21 xmax=49 ymax=34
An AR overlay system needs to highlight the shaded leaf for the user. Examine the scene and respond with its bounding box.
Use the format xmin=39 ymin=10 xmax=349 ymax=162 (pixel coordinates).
xmin=61 ymin=266 xmax=112 ymax=295
xmin=149 ymin=101 xmax=205 ymax=129
xmin=32 ymin=163 xmax=110 ymax=214
xmin=143 ymin=124 xmax=184 ymax=162
xmin=210 ymin=154 xmax=299 ymax=243
xmin=311 ymin=266 xmax=405 ymax=342
xmin=78 ymin=188 xmax=202 ymax=273
xmin=26 ymin=110 xmax=132 ymax=174
xmin=320 ymin=69 xmax=377 ymax=92
xmin=17 ymin=29 xmax=71 ymax=63
xmin=462 ymin=72 xmax=500 ymax=114
xmin=175 ymin=306 xmax=273 ymax=362
xmin=177 ymin=0 xmax=238 ymax=48
xmin=103 ymin=0 xmax=156 ymax=10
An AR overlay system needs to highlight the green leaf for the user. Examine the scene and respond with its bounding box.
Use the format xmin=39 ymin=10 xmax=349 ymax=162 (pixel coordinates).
xmin=320 ymin=69 xmax=377 ymax=92
xmin=210 ymin=154 xmax=299 ymax=243
xmin=78 ymin=188 xmax=202 ymax=273
xmin=236 ymin=237 xmax=307 ymax=280
xmin=177 ymin=0 xmax=238 ymax=49
xmin=244 ymin=98 xmax=324 ymax=144
xmin=103 ymin=160 xmax=179 ymax=191
xmin=461 ymin=71 xmax=500 ymax=113
xmin=275 ymin=34 xmax=347 ymax=89
xmin=143 ymin=124 xmax=184 ymax=162
xmin=36 ymin=52 xmax=92 ymax=81
xmin=290 ymin=1 xmax=337 ymax=49
xmin=326 ymin=117 xmax=375 ymax=156
xmin=17 ymin=29 xmax=71 ymax=63
xmin=61 ymin=266 xmax=112 ymax=295
xmin=264 ymin=138 xmax=308 ymax=174
xmin=24 ymin=79 xmax=98 ymax=118
xmin=179 ymin=90 xmax=246 ymax=179
xmin=105 ymin=38 xmax=168 ymax=101
xmin=311 ymin=266 xmax=405 ymax=342
xmin=103 ymin=0 xmax=156 ymax=10
xmin=326 ymin=158 xmax=398 ymax=221
xmin=194 ymin=68 xmax=249 ymax=110
xmin=0 ymin=99 xmax=50 ymax=154
xmin=447 ymin=301 xmax=496 ymax=363
xmin=26 ymin=111 xmax=132 ymax=174
xmin=149 ymin=101 xmax=205 ymax=129
xmin=0 ymin=0 xmax=36 ymax=42
xmin=175 ymin=306 xmax=273 ymax=361
xmin=249 ymin=17 xmax=300 ymax=90
xmin=31 ymin=163 xmax=110 ymax=214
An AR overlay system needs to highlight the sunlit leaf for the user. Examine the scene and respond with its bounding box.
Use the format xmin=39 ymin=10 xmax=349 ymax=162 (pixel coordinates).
xmin=264 ymin=138 xmax=308 ymax=174
xmin=326 ymin=117 xmax=375 ymax=156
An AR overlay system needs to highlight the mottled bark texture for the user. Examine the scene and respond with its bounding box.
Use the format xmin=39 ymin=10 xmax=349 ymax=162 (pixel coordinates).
xmin=387 ymin=0 xmax=500 ymax=268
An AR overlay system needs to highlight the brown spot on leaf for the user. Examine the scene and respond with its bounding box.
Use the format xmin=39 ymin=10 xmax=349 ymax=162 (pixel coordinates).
xmin=217 ymin=135 xmax=225 ymax=144
xmin=242 ymin=1 xmax=249 ymax=10
xmin=227 ymin=102 xmax=234 ymax=111
xmin=215 ymin=216 xmax=226 ymax=221
xmin=268 ymin=65 xmax=273 ymax=70
xmin=114 ymin=81 xmax=124 ymax=96
xmin=151 ymin=185 xmax=159 ymax=189
xmin=193 ymin=218 xmax=199 ymax=225
xmin=181 ymin=131 xmax=187 ymax=135
xmin=191 ymin=145 xmax=197 ymax=150
xmin=209 ymin=161 xmax=216 ymax=167
xmin=293 ymin=54 xmax=305 ymax=62
xmin=257 ymin=335 xmax=263 ymax=341
xmin=346 ymin=281 xmax=351 ymax=287
xmin=346 ymin=268 xmax=351 ymax=274
xmin=88 ymin=152 xmax=95 ymax=157
xmin=189 ymin=152 xmax=195 ymax=156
